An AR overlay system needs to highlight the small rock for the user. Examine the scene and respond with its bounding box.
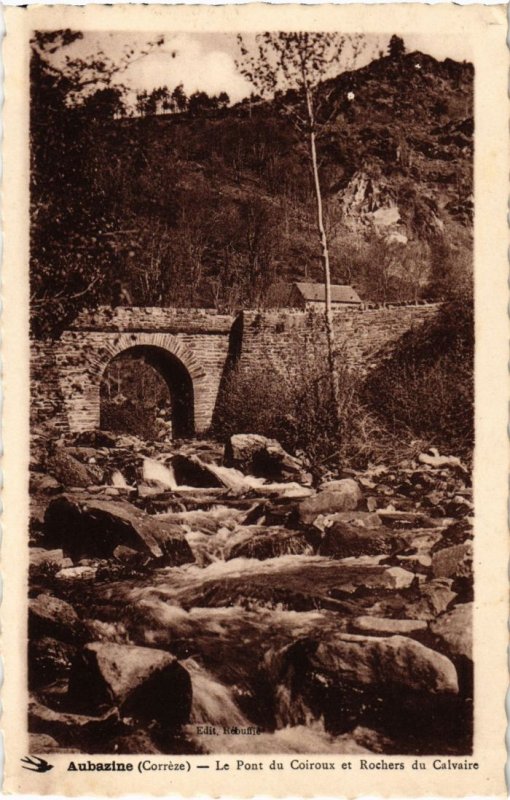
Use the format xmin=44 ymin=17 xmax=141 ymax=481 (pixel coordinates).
xmin=377 ymin=509 xmax=436 ymax=528
xmin=29 ymin=594 xmax=85 ymax=644
xmin=321 ymin=511 xmax=382 ymax=529
xmin=299 ymin=482 xmax=362 ymax=524
xmin=47 ymin=449 xmax=103 ymax=488
xmin=29 ymin=636 xmax=78 ymax=688
xmin=30 ymin=473 xmax=62 ymax=494
xmin=68 ymin=642 xmax=192 ymax=727
xmin=430 ymin=603 xmax=472 ymax=660
xmin=350 ymin=616 xmax=428 ymax=636
xmin=419 ymin=451 xmax=465 ymax=471
xmin=29 ymin=548 xmax=73 ymax=570
xmin=396 ymin=553 xmax=432 ymax=571
xmin=405 ymin=578 xmax=457 ymax=620
xmin=318 ymin=522 xmax=399 ymax=559
xmin=371 ymin=566 xmax=416 ymax=590
xmin=225 ymin=526 xmax=315 ymax=561
xmin=73 ymin=429 xmax=118 ymax=448
xmin=29 ymin=733 xmax=61 ymax=753
xmin=113 ymin=545 xmax=141 ymax=563
xmin=432 ymin=542 xmax=473 ymax=580
xmin=55 ymin=566 xmax=98 ymax=582
xmin=29 ymin=698 xmax=121 ymax=740
xmin=170 ymin=454 xmax=224 ymax=489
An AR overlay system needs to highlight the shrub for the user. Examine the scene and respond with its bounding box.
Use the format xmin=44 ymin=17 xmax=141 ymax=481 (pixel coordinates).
xmin=363 ymin=293 xmax=474 ymax=453
xmin=101 ymin=399 xmax=160 ymax=441
xmin=212 ymin=345 xmax=380 ymax=477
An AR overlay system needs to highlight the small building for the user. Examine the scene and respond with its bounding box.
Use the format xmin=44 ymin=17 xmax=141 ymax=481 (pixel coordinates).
xmin=265 ymin=282 xmax=362 ymax=311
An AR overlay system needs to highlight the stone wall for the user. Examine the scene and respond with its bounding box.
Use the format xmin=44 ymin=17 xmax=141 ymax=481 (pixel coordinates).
xmin=236 ymin=304 xmax=440 ymax=378
xmin=30 ymin=303 xmax=440 ymax=436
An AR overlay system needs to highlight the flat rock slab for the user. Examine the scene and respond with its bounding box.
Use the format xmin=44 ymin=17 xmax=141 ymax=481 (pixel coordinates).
xmin=350 ymin=617 xmax=428 ymax=636
xmin=29 ymin=699 xmax=121 ymax=742
xmin=180 ymin=560 xmax=417 ymax=612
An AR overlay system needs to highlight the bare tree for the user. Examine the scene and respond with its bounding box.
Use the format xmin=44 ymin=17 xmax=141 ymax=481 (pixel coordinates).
xmin=237 ymin=32 xmax=364 ymax=408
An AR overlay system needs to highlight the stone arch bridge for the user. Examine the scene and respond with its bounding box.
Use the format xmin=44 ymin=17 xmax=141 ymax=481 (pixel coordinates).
xmin=31 ymin=304 xmax=439 ymax=436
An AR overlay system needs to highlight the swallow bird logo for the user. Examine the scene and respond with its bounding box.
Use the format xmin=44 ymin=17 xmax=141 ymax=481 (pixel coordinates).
xmin=21 ymin=755 xmax=54 ymax=773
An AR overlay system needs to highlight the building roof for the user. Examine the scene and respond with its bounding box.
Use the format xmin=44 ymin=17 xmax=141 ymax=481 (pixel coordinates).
xmin=294 ymin=283 xmax=362 ymax=304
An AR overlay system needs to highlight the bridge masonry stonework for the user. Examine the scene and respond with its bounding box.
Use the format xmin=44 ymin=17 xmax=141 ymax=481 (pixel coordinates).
xmin=31 ymin=303 xmax=440 ymax=436
xmin=31 ymin=308 xmax=235 ymax=435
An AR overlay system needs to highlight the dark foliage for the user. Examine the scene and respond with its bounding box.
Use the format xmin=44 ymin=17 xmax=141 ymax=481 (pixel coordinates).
xmin=364 ymin=292 xmax=474 ymax=452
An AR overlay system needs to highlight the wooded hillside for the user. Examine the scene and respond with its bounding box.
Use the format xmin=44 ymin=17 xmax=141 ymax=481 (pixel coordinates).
xmin=31 ymin=34 xmax=473 ymax=337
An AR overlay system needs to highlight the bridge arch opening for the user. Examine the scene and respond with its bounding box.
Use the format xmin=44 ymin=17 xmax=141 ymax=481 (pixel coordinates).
xmin=99 ymin=345 xmax=194 ymax=440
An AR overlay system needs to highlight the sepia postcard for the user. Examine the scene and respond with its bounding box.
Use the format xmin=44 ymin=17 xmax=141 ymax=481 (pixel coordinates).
xmin=2 ymin=2 xmax=508 ymax=796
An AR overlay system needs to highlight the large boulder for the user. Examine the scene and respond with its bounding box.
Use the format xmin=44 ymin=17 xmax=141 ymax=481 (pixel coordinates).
xmin=225 ymin=526 xmax=315 ymax=561
xmin=264 ymin=635 xmax=460 ymax=736
xmin=47 ymin=449 xmax=103 ymax=488
xmin=29 ymin=594 xmax=85 ymax=644
xmin=430 ymin=603 xmax=472 ymax=661
xmin=68 ymin=642 xmax=192 ymax=727
xmin=224 ymin=434 xmax=311 ymax=484
xmin=299 ymin=481 xmax=362 ymax=525
xmin=43 ymin=495 xmax=194 ymax=566
xmin=267 ymin=633 xmax=458 ymax=696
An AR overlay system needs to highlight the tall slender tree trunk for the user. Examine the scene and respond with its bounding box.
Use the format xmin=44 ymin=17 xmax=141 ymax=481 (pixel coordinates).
xmin=305 ymin=86 xmax=340 ymax=410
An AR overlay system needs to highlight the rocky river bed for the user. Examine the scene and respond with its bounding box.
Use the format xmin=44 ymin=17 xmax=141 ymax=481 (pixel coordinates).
xmin=28 ymin=430 xmax=473 ymax=756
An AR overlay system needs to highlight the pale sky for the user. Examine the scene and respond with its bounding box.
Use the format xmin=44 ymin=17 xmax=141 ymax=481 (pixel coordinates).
xmin=44 ymin=31 xmax=473 ymax=106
